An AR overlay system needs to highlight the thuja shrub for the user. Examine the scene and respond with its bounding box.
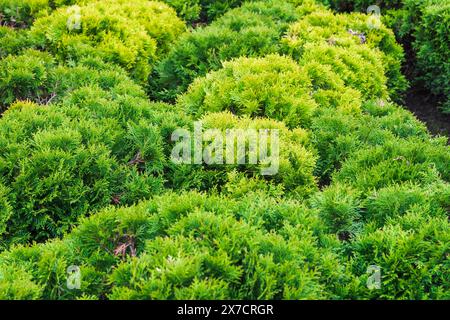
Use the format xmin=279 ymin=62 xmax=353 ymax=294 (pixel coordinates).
xmin=333 ymin=136 xmax=450 ymax=194
xmin=161 ymin=0 xmax=245 ymax=23
xmin=0 ymin=51 xmax=146 ymax=112
xmin=0 ymin=83 xmax=184 ymax=247
xmin=0 ymin=183 xmax=12 ymax=236
xmin=320 ymin=0 xmax=449 ymax=112
xmin=0 ymin=26 xmax=32 ymax=58
xmin=349 ymin=212 xmax=450 ymax=299
xmin=0 ymin=192 xmax=352 ymax=300
xmin=0 ymin=49 xmax=54 ymax=111
xmin=311 ymin=100 xmax=429 ymax=183
xmin=178 ymin=54 xmax=318 ymax=128
xmin=168 ymin=111 xmax=318 ymax=198
xmin=0 ymin=0 xmax=50 ymax=27
xmin=298 ymin=43 xmax=388 ymax=101
xmin=28 ymin=0 xmax=185 ymax=84
xmin=310 ymin=183 xmax=362 ymax=238
xmin=364 ymin=181 xmax=450 ymax=227
xmin=320 ymin=0 xmax=404 ymax=12
xmin=149 ymin=0 xmax=301 ymax=101
xmin=413 ymin=1 xmax=450 ymax=112
xmin=282 ymin=7 xmax=408 ymax=101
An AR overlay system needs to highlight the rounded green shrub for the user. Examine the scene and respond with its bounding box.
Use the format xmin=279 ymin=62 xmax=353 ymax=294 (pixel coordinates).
xmin=364 ymin=181 xmax=450 ymax=226
xmin=0 ymin=0 xmax=50 ymax=27
xmin=0 ymin=264 xmax=43 ymax=299
xmin=28 ymin=0 xmax=185 ymax=84
xmin=320 ymin=0 xmax=404 ymax=12
xmin=320 ymin=0 xmax=449 ymax=112
xmin=149 ymin=0 xmax=301 ymax=101
xmin=179 ymin=54 xmax=318 ymax=128
xmin=161 ymin=0 xmax=245 ymax=23
xmin=413 ymin=1 xmax=450 ymax=112
xmin=0 ymin=49 xmax=54 ymax=111
xmin=0 ymin=26 xmax=32 ymax=58
xmin=333 ymin=136 xmax=450 ymax=194
xmin=282 ymin=7 xmax=408 ymax=101
xmin=0 ymin=191 xmax=350 ymax=299
xmin=179 ymin=54 xmax=365 ymax=130
xmin=310 ymin=100 xmax=430 ymax=183
xmin=298 ymin=43 xmax=388 ymax=100
xmin=349 ymin=213 xmax=450 ymax=299
xmin=0 ymin=50 xmax=146 ymax=112
xmin=311 ymin=183 xmax=362 ymax=238
xmin=0 ymin=82 xmax=180 ymax=247
xmin=168 ymin=111 xmax=318 ymax=198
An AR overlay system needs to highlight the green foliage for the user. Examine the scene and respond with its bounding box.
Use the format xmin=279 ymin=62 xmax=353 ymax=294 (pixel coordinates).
xmin=0 ymin=0 xmax=448 ymax=301
xmin=0 ymin=264 xmax=43 ymax=299
xmin=364 ymin=182 xmax=450 ymax=226
xmin=0 ymin=49 xmax=53 ymax=111
xmin=322 ymin=0 xmax=450 ymax=112
xmin=282 ymin=7 xmax=408 ymax=101
xmin=311 ymin=183 xmax=362 ymax=238
xmin=0 ymin=192 xmax=352 ymax=299
xmin=161 ymin=0 xmax=245 ymax=23
xmin=349 ymin=213 xmax=450 ymax=299
xmin=333 ymin=136 xmax=450 ymax=194
xmin=179 ymin=55 xmax=318 ymax=128
xmin=311 ymin=100 xmax=430 ymax=183
xmin=0 ymin=26 xmax=31 ymax=58
xmin=149 ymin=0 xmax=300 ymax=101
xmin=0 ymin=0 xmax=50 ymax=27
xmin=28 ymin=0 xmax=185 ymax=84
xmin=0 ymin=79 xmax=185 ymax=247
xmin=0 ymin=50 xmax=146 ymax=112
xmin=320 ymin=0 xmax=404 ymax=12
xmin=412 ymin=0 xmax=450 ymax=112
xmin=168 ymin=111 xmax=318 ymax=198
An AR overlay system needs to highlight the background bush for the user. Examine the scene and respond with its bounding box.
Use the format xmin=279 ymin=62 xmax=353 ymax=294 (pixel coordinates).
xmin=28 ymin=0 xmax=185 ymax=85
xmin=149 ymin=0 xmax=301 ymax=101
xmin=179 ymin=54 xmax=318 ymax=128
xmin=320 ymin=0 xmax=450 ymax=112
xmin=0 ymin=51 xmax=147 ymax=112
xmin=282 ymin=7 xmax=408 ymax=101
xmin=0 ymin=0 xmax=50 ymax=27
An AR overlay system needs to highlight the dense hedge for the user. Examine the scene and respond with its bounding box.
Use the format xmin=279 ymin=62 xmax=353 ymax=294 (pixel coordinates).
xmin=0 ymin=51 xmax=152 ymax=112
xmin=0 ymin=184 xmax=448 ymax=299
